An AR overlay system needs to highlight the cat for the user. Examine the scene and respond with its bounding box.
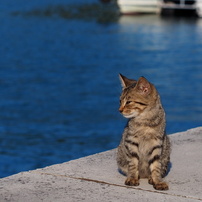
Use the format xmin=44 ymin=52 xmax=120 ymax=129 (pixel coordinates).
xmin=116 ymin=74 xmax=171 ymax=190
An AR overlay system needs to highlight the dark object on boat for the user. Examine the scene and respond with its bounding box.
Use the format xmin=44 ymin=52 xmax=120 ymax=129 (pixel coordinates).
xmin=100 ymin=0 xmax=111 ymax=3
xmin=161 ymin=0 xmax=199 ymax=17
xmin=163 ymin=0 xmax=195 ymax=5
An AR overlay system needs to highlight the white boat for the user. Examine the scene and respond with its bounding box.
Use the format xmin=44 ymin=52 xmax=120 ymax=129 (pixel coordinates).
xmin=117 ymin=0 xmax=161 ymax=14
xmin=116 ymin=0 xmax=202 ymax=17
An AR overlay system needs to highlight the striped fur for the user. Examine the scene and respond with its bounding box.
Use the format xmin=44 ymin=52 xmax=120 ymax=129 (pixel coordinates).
xmin=117 ymin=74 xmax=171 ymax=191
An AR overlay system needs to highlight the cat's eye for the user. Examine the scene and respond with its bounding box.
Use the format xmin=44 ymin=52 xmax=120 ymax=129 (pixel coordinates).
xmin=126 ymin=101 xmax=132 ymax=105
xmin=135 ymin=101 xmax=147 ymax=106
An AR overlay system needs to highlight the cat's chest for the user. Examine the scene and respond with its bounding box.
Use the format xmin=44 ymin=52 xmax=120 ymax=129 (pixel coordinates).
xmin=127 ymin=131 xmax=157 ymax=155
xmin=126 ymin=125 xmax=161 ymax=155
xmin=138 ymin=139 xmax=152 ymax=156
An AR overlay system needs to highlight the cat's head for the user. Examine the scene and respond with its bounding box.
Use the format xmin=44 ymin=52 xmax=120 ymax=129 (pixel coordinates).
xmin=119 ymin=74 xmax=158 ymax=119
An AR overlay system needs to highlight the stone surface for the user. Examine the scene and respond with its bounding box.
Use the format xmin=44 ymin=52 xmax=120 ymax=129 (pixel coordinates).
xmin=0 ymin=127 xmax=202 ymax=202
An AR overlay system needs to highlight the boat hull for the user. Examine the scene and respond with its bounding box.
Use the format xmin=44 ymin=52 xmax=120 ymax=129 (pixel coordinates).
xmin=117 ymin=0 xmax=160 ymax=14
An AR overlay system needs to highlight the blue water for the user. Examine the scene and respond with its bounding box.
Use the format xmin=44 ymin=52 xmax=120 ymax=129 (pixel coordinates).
xmin=0 ymin=0 xmax=201 ymax=178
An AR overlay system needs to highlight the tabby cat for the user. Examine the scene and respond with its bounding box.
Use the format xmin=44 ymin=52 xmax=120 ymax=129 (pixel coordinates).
xmin=116 ymin=74 xmax=171 ymax=190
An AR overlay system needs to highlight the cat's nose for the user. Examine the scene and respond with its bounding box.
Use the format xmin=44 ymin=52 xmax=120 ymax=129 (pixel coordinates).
xmin=119 ymin=106 xmax=124 ymax=113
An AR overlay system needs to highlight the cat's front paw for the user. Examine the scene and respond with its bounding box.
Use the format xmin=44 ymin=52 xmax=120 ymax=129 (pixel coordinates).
xmin=148 ymin=176 xmax=153 ymax=185
xmin=125 ymin=177 xmax=140 ymax=186
xmin=153 ymin=181 xmax=169 ymax=190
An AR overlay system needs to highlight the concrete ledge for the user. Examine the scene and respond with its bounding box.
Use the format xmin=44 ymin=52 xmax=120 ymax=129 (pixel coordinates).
xmin=0 ymin=127 xmax=202 ymax=202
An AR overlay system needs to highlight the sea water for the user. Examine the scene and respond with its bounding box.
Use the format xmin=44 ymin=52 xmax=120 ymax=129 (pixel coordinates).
xmin=0 ymin=0 xmax=201 ymax=177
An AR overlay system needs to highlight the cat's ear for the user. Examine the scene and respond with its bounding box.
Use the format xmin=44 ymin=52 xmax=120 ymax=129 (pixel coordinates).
xmin=119 ymin=74 xmax=136 ymax=88
xmin=136 ymin=77 xmax=151 ymax=96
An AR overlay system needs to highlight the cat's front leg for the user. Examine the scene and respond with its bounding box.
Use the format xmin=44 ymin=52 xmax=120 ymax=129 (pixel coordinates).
xmin=125 ymin=158 xmax=139 ymax=186
xmin=149 ymin=159 xmax=169 ymax=190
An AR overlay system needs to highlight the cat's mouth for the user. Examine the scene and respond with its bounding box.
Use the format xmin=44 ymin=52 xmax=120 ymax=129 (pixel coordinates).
xmin=122 ymin=112 xmax=138 ymax=119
